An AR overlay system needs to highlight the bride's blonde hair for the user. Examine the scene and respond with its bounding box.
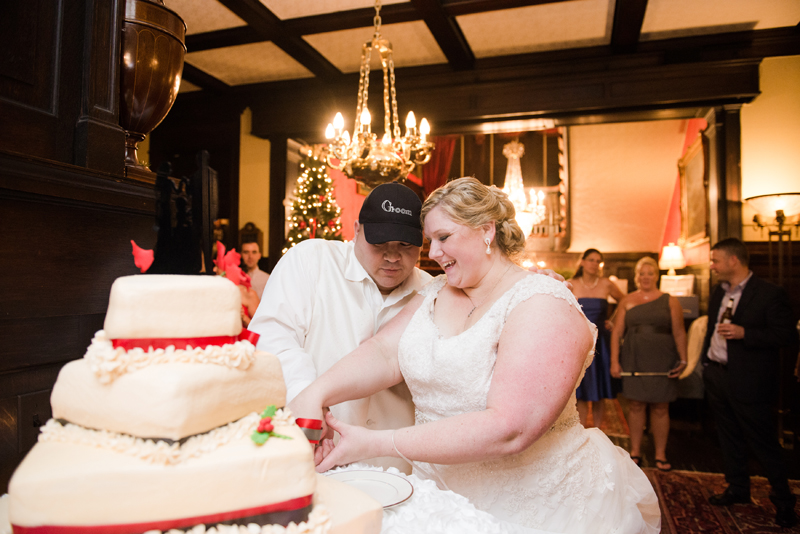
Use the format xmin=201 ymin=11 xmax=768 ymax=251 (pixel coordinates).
xmin=421 ymin=177 xmax=526 ymax=259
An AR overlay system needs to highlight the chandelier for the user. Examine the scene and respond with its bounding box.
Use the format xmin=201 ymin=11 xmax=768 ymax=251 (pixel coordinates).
xmin=325 ymin=0 xmax=434 ymax=189
xmin=501 ymin=140 xmax=546 ymax=237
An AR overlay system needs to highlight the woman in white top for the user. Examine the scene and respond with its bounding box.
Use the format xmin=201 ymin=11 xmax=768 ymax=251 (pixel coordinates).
xmin=291 ymin=178 xmax=660 ymax=534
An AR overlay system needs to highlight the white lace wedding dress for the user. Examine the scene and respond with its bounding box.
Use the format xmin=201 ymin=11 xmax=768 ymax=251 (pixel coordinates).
xmin=397 ymin=275 xmax=661 ymax=534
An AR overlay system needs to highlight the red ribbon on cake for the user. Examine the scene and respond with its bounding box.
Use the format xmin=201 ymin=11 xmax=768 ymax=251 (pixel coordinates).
xmin=11 ymin=495 xmax=312 ymax=534
xmin=111 ymin=329 xmax=260 ymax=351
xmin=295 ymin=418 xmax=323 ymax=445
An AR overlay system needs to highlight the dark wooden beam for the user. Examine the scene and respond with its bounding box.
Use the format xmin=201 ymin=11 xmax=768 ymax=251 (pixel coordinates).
xmin=216 ymin=0 xmax=340 ymax=79
xmin=284 ymin=4 xmax=419 ymax=35
xmin=186 ymin=26 xmax=262 ymax=52
xmin=442 ymin=0 xmax=576 ymax=17
xmin=267 ymin=136 xmax=287 ymax=271
xmin=188 ymin=0 xmax=575 ymax=50
xmin=610 ymin=0 xmax=648 ymax=53
xmin=242 ymin=56 xmax=760 ymax=141
xmin=410 ymin=0 xmax=474 ymax=70
xmin=182 ymin=62 xmax=231 ymax=94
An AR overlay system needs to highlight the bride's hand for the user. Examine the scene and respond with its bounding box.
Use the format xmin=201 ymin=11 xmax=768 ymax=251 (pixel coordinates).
xmin=315 ymin=411 xmax=380 ymax=473
xmin=314 ymin=438 xmax=336 ymax=465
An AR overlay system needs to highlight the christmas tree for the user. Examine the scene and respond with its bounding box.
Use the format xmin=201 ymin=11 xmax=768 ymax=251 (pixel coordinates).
xmin=282 ymin=153 xmax=343 ymax=254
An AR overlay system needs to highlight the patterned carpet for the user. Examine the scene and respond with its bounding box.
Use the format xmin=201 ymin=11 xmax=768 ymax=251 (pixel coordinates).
xmin=646 ymin=470 xmax=800 ymax=534
xmin=589 ymin=399 xmax=800 ymax=532
xmin=586 ymin=398 xmax=630 ymax=438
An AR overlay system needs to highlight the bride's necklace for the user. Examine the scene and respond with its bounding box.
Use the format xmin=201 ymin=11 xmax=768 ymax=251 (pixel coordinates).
xmin=580 ymin=276 xmax=600 ymax=290
xmin=462 ymin=263 xmax=514 ymax=318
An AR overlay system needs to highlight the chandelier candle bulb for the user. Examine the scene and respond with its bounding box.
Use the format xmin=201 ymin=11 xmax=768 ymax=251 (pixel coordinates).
xmin=360 ymin=109 xmax=371 ymax=133
xmin=333 ymin=112 xmax=345 ymax=134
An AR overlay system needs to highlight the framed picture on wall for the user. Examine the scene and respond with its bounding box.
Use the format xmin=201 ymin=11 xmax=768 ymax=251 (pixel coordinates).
xmin=679 ymin=136 xmax=708 ymax=247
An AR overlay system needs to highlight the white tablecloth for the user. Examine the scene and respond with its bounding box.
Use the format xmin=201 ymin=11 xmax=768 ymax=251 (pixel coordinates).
xmin=328 ymin=463 xmax=511 ymax=534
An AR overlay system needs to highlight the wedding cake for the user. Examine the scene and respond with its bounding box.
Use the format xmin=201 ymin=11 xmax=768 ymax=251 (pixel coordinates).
xmin=7 ymin=275 xmax=382 ymax=534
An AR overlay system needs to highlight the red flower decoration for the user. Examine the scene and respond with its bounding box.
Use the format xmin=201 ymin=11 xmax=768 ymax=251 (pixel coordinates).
xmin=131 ymin=240 xmax=154 ymax=273
xmin=214 ymin=241 xmax=252 ymax=289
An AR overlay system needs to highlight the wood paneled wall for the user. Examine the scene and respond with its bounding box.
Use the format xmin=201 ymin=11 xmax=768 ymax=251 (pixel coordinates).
xmin=0 ymin=0 xmax=155 ymax=492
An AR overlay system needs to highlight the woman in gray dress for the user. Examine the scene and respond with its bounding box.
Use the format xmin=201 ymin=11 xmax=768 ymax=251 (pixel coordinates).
xmin=610 ymin=256 xmax=687 ymax=471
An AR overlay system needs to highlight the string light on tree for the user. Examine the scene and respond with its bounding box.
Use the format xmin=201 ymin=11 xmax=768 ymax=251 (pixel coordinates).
xmin=282 ymin=152 xmax=343 ymax=254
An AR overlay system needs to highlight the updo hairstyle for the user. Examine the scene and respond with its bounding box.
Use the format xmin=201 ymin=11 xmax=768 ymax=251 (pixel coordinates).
xmin=633 ymin=256 xmax=660 ymax=288
xmin=421 ymin=177 xmax=527 ymax=259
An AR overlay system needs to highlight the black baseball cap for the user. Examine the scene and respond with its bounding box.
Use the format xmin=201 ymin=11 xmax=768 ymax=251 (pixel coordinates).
xmin=358 ymin=182 xmax=423 ymax=246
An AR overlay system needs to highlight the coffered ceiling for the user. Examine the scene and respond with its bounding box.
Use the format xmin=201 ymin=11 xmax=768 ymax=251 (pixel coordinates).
xmin=162 ymin=0 xmax=800 ymax=93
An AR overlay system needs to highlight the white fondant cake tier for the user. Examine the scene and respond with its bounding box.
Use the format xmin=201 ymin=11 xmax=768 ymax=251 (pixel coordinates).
xmin=314 ymin=475 xmax=383 ymax=534
xmin=51 ymin=352 xmax=285 ymax=441
xmin=104 ymin=275 xmax=243 ymax=339
xmin=8 ymin=421 xmax=316 ymax=530
xmin=124 ymin=475 xmax=384 ymax=534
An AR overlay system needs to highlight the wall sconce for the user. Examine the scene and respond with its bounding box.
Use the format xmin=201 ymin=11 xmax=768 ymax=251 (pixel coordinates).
xmin=745 ymin=192 xmax=800 ymax=287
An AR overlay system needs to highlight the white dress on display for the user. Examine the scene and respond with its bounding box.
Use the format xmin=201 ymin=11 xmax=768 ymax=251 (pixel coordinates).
xmin=397 ymin=275 xmax=661 ymax=534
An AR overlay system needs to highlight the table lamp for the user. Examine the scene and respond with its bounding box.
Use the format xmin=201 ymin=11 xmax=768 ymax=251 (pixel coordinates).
xmin=659 ymin=243 xmax=686 ymax=276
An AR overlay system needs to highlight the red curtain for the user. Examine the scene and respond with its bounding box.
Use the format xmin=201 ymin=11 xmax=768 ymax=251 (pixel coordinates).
xmin=422 ymin=136 xmax=457 ymax=197
xmin=660 ymin=118 xmax=708 ymax=257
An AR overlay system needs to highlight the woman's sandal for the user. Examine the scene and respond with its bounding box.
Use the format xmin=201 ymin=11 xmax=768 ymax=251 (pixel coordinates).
xmin=630 ymin=455 xmax=642 ymax=466
xmin=655 ymin=459 xmax=672 ymax=472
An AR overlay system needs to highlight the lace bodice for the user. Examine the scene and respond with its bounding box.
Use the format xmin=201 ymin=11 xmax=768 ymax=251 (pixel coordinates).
xmin=397 ymin=274 xmax=615 ymax=530
xmin=399 ymin=274 xmax=596 ymax=428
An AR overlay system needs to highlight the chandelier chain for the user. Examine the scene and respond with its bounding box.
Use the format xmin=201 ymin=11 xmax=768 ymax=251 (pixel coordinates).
xmin=383 ymin=57 xmax=391 ymax=136
xmin=373 ymin=0 xmax=382 ymax=38
xmin=357 ymin=45 xmax=373 ymax=134
xmin=355 ymin=47 xmax=366 ymax=133
xmin=389 ymin=56 xmax=400 ymax=139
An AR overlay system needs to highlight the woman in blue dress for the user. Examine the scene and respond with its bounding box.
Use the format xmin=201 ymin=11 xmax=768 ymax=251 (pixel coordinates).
xmin=569 ymin=249 xmax=626 ymax=428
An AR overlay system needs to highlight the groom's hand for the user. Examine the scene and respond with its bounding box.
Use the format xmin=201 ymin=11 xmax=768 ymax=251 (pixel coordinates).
xmin=528 ymin=267 xmax=572 ymax=290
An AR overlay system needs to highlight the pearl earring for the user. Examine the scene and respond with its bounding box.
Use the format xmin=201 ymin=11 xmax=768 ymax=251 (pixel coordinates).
xmin=485 ymin=237 xmax=491 ymax=255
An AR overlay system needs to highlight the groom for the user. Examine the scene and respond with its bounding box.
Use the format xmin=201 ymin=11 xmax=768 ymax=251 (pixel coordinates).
xmin=249 ymin=182 xmax=432 ymax=473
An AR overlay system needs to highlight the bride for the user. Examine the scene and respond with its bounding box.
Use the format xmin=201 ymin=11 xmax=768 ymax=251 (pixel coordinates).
xmin=290 ymin=177 xmax=660 ymax=534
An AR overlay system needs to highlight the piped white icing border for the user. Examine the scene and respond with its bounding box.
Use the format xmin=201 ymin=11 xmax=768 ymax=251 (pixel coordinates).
xmin=142 ymin=505 xmax=331 ymax=534
xmin=38 ymin=409 xmax=295 ymax=466
xmin=85 ymin=330 xmax=256 ymax=384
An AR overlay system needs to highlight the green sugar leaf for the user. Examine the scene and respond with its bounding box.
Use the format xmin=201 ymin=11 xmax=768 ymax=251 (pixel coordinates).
xmin=251 ymin=430 xmax=269 ymax=445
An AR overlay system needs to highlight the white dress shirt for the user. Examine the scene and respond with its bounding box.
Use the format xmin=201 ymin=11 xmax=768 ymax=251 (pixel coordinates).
xmin=708 ymin=271 xmax=752 ymax=364
xmin=248 ymin=267 xmax=269 ymax=299
xmin=249 ymin=239 xmax=432 ymax=472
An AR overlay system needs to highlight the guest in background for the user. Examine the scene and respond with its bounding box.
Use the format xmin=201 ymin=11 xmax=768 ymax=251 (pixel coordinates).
xmin=610 ymin=256 xmax=687 ymax=471
xmin=569 ymin=248 xmax=626 ymax=428
xmin=702 ymin=238 xmax=797 ymax=528
xmin=241 ymin=240 xmax=270 ymax=299
xmin=212 ymin=241 xmax=260 ymax=328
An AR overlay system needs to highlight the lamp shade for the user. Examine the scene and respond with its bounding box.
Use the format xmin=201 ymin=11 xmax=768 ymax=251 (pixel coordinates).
xmin=659 ymin=243 xmax=686 ymax=275
xmin=745 ymin=193 xmax=800 ymax=223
